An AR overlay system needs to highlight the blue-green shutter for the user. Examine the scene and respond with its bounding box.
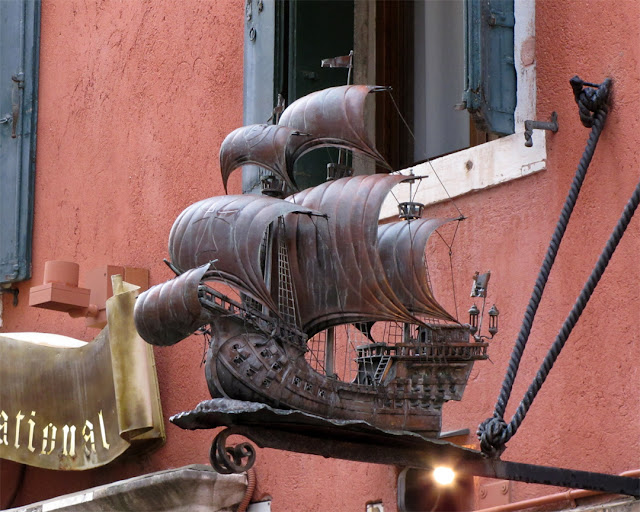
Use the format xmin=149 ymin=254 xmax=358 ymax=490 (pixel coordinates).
xmin=0 ymin=0 xmax=40 ymax=284
xmin=464 ymin=0 xmax=515 ymax=136
xmin=243 ymin=0 xmax=277 ymax=194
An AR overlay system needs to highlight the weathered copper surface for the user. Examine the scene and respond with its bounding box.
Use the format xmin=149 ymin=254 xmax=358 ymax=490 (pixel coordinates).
xmin=170 ymin=399 xmax=640 ymax=497
xmin=133 ymin=265 xmax=212 ymax=347
xmin=377 ymin=218 xmax=456 ymax=321
xmin=134 ymin=85 xmax=489 ymax=438
xmin=219 ymin=124 xmax=303 ymax=192
xmin=219 ymin=86 xmax=390 ymax=193
xmin=278 ymin=85 xmax=390 ymax=169
xmin=168 ymin=194 xmax=319 ymax=312
xmin=203 ymin=316 xmax=484 ymax=434
xmin=286 ymin=174 xmax=438 ymax=335
xmin=135 ymin=174 xmax=486 ymax=435
xmin=0 ymin=278 xmax=164 ymax=470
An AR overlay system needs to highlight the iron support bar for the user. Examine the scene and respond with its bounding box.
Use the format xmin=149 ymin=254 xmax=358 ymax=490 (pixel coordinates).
xmin=218 ymin=425 xmax=640 ymax=497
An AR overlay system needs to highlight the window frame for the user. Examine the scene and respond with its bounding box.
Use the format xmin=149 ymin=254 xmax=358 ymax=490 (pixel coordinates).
xmin=380 ymin=0 xmax=543 ymax=217
xmin=242 ymin=1 xmax=543 ymax=208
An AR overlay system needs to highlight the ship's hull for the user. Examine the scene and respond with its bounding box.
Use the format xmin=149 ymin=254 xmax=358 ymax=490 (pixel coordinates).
xmin=205 ymin=316 xmax=486 ymax=436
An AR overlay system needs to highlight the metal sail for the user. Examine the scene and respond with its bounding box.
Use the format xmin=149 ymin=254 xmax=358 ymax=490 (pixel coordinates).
xmin=278 ymin=85 xmax=391 ymax=169
xmin=219 ymin=124 xmax=310 ymax=192
xmin=285 ymin=174 xmax=425 ymax=336
xmin=377 ymin=219 xmax=457 ymax=322
xmin=134 ymin=265 xmax=214 ymax=347
xmin=168 ymin=194 xmax=320 ymax=312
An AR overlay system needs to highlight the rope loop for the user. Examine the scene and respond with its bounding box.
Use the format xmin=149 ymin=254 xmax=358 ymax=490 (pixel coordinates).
xmin=477 ymin=416 xmax=508 ymax=459
xmin=570 ymin=76 xmax=612 ymax=128
xmin=478 ymin=76 xmax=613 ymax=459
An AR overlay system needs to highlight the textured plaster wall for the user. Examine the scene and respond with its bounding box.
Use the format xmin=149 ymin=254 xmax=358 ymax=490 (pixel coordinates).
xmin=1 ymin=0 xmax=639 ymax=510
xmin=438 ymin=0 xmax=640 ymax=504
xmin=0 ymin=1 xmax=397 ymax=511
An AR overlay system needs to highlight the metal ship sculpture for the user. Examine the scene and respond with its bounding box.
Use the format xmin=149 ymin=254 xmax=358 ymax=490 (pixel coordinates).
xmin=134 ymin=85 xmax=489 ymax=437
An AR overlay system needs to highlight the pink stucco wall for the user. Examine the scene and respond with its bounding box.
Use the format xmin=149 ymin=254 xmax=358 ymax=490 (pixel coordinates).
xmin=440 ymin=0 xmax=640 ymax=503
xmin=1 ymin=1 xmax=398 ymax=510
xmin=1 ymin=0 xmax=638 ymax=510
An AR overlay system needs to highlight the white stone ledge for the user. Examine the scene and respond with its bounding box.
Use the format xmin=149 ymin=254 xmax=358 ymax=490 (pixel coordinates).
xmin=381 ymin=130 xmax=547 ymax=219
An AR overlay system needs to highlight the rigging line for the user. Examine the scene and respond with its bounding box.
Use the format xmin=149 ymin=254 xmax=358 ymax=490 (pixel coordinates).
xmin=306 ymin=335 xmax=326 ymax=373
xmin=207 ymin=261 xmax=254 ymax=342
xmin=448 ymin=223 xmax=462 ymax=322
xmin=406 ymin=217 xmax=418 ymax=313
xmin=411 ymin=175 xmax=423 ymax=203
xmin=388 ymin=187 xmax=401 ymax=206
xmin=427 ymin=159 xmax=464 ymax=218
xmin=434 ymin=228 xmax=452 ymax=251
xmin=433 ymin=219 xmax=462 ymax=322
xmin=477 ymin=77 xmax=612 ymax=459
xmin=387 ymin=88 xmax=416 ymax=141
xmin=386 ymin=88 xmax=464 ymax=218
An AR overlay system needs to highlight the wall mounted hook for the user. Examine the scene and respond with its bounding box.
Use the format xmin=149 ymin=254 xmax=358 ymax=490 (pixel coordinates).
xmin=524 ymin=112 xmax=558 ymax=147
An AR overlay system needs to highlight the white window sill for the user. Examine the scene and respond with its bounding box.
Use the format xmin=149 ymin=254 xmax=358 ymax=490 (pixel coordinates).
xmin=380 ymin=129 xmax=547 ymax=219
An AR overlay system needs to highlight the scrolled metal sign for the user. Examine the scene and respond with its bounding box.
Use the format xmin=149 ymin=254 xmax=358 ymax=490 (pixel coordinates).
xmin=0 ymin=277 xmax=164 ymax=470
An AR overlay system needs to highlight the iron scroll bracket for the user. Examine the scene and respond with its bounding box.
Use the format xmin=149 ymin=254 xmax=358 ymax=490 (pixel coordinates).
xmin=209 ymin=423 xmax=640 ymax=497
xmin=173 ymin=399 xmax=640 ymax=497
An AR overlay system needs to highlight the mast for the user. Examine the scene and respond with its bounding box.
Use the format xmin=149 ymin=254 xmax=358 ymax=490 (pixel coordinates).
xmin=275 ymin=216 xmax=299 ymax=326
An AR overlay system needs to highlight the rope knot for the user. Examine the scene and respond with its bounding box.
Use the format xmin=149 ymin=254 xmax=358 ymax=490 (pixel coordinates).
xmin=570 ymin=76 xmax=612 ymax=128
xmin=477 ymin=416 xmax=507 ymax=458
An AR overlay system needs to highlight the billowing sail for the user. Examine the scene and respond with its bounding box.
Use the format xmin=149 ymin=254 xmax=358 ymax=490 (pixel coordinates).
xmin=278 ymin=85 xmax=390 ymax=169
xmin=219 ymin=124 xmax=310 ymax=192
xmin=285 ymin=174 xmax=427 ymax=335
xmin=134 ymin=265 xmax=214 ymax=346
xmin=377 ymin=219 xmax=457 ymax=322
xmin=169 ymin=194 xmax=320 ymax=312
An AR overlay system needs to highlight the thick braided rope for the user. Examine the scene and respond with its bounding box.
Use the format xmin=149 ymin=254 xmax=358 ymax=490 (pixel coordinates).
xmin=505 ymin=178 xmax=640 ymax=440
xmin=477 ymin=78 xmax=611 ymax=458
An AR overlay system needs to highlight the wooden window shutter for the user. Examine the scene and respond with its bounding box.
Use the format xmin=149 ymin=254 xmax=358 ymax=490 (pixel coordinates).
xmin=0 ymin=0 xmax=41 ymax=284
xmin=463 ymin=0 xmax=516 ymax=136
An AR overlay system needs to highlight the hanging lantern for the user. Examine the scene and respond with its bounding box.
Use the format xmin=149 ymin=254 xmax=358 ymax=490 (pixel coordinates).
xmin=468 ymin=304 xmax=479 ymax=335
xmin=398 ymin=201 xmax=424 ymax=220
xmin=261 ymin=174 xmax=285 ymax=197
xmin=488 ymin=304 xmax=499 ymax=336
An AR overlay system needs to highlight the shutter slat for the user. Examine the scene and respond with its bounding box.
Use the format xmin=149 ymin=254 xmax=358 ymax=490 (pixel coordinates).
xmin=0 ymin=0 xmax=40 ymax=284
xmin=464 ymin=0 xmax=516 ymax=136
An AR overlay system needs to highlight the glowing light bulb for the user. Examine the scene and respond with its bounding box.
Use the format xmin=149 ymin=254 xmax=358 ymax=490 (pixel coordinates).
xmin=433 ymin=466 xmax=455 ymax=486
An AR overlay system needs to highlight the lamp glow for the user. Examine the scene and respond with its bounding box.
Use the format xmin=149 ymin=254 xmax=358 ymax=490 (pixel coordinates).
xmin=433 ymin=466 xmax=455 ymax=486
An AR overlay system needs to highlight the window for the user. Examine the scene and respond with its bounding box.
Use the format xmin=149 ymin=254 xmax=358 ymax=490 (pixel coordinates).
xmin=242 ymin=0 xmax=543 ymax=208
xmin=0 ymin=0 xmax=41 ymax=284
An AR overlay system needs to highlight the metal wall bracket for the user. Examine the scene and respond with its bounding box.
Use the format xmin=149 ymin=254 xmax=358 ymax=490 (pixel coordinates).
xmin=524 ymin=111 xmax=558 ymax=147
xmin=219 ymin=425 xmax=640 ymax=497
xmin=0 ymin=285 xmax=19 ymax=306
xmin=171 ymin=399 xmax=640 ymax=497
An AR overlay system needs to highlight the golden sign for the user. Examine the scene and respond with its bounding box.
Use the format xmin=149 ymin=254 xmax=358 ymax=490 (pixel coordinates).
xmin=0 ymin=277 xmax=164 ymax=470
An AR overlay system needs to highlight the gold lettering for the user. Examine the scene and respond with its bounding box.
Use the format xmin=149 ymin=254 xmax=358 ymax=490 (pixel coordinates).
xmin=14 ymin=411 xmax=24 ymax=449
xmin=41 ymin=423 xmax=57 ymax=455
xmin=0 ymin=411 xmax=7 ymax=445
xmin=27 ymin=411 xmax=36 ymax=453
xmin=62 ymin=425 xmax=76 ymax=457
xmin=98 ymin=411 xmax=110 ymax=450
xmin=82 ymin=420 xmax=96 ymax=456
